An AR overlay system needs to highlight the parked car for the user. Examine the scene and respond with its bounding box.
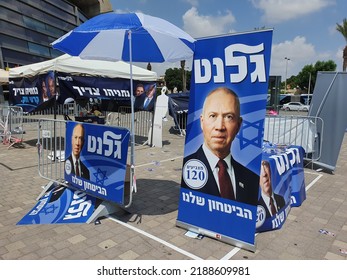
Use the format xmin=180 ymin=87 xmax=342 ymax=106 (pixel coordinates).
xmin=282 ymin=102 xmax=309 ymax=111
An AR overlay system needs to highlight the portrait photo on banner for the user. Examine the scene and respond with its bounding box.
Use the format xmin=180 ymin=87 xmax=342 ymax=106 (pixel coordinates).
xmin=181 ymin=86 xmax=260 ymax=206
xmin=177 ymin=29 xmax=273 ymax=248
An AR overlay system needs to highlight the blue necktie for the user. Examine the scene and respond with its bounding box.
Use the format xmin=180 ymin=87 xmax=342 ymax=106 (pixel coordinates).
xmin=144 ymin=98 xmax=150 ymax=108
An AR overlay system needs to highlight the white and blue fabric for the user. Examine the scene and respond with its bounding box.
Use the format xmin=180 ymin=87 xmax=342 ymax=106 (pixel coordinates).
xmin=51 ymin=12 xmax=195 ymax=182
xmin=52 ymin=12 xmax=195 ymax=63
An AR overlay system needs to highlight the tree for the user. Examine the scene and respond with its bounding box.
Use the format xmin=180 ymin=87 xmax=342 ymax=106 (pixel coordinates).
xmin=164 ymin=68 xmax=182 ymax=92
xmin=290 ymin=60 xmax=336 ymax=93
xmin=295 ymin=64 xmax=314 ymax=93
xmin=336 ymin=18 xmax=347 ymax=71
xmin=280 ymin=60 xmax=336 ymax=94
xmin=164 ymin=67 xmax=191 ymax=92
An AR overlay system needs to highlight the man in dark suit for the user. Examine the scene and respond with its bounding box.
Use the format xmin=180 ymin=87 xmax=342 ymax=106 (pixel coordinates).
xmin=181 ymin=87 xmax=259 ymax=206
xmin=258 ymin=160 xmax=285 ymax=218
xmin=66 ymin=123 xmax=90 ymax=180
xmin=134 ymin=84 xmax=156 ymax=111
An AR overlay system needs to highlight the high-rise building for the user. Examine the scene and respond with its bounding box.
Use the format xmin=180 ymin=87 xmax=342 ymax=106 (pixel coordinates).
xmin=0 ymin=0 xmax=113 ymax=69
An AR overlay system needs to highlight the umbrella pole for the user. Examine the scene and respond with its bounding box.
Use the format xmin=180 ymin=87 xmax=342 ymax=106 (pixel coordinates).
xmin=129 ymin=30 xmax=135 ymax=167
xmin=125 ymin=30 xmax=135 ymax=208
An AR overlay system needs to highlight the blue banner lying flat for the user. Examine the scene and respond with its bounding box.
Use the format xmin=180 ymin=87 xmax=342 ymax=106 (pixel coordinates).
xmin=64 ymin=122 xmax=130 ymax=205
xmin=17 ymin=186 xmax=97 ymax=225
xmin=177 ymin=29 xmax=273 ymax=250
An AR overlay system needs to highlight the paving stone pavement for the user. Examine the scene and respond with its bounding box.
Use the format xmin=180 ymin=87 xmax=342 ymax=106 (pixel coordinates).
xmin=0 ymin=118 xmax=346 ymax=260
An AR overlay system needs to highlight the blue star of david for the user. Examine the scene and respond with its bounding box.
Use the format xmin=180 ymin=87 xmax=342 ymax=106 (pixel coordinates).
xmin=93 ymin=168 xmax=108 ymax=186
xmin=237 ymin=119 xmax=264 ymax=149
xmin=44 ymin=204 xmax=58 ymax=215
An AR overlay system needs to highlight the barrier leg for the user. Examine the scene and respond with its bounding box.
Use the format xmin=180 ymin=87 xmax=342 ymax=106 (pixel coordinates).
xmin=36 ymin=181 xmax=56 ymax=200
xmin=86 ymin=200 xmax=124 ymax=224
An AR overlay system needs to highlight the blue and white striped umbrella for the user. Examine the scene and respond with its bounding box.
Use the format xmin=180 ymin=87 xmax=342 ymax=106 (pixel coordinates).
xmin=52 ymin=12 xmax=195 ymax=63
xmin=52 ymin=12 xmax=195 ymax=201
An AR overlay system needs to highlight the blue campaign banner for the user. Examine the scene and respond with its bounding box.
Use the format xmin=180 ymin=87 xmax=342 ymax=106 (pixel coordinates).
xmin=9 ymin=71 xmax=56 ymax=113
xmin=57 ymin=73 xmax=131 ymax=101
xmin=288 ymin=146 xmax=306 ymax=207
xmin=178 ymin=189 xmax=256 ymax=245
xmin=177 ymin=29 xmax=273 ymax=248
xmin=256 ymin=146 xmax=306 ymax=232
xmin=17 ymin=186 xmax=97 ymax=225
xmin=64 ymin=122 xmax=130 ymax=204
xmin=57 ymin=73 xmax=157 ymax=112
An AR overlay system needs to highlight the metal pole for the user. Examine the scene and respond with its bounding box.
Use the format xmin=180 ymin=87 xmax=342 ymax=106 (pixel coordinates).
xmin=128 ymin=30 xmax=135 ymax=167
xmin=125 ymin=30 xmax=135 ymax=208
xmin=284 ymin=57 xmax=290 ymax=94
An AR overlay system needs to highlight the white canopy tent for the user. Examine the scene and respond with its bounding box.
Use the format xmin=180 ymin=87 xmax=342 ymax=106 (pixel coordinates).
xmin=0 ymin=69 xmax=9 ymax=85
xmin=9 ymin=54 xmax=157 ymax=81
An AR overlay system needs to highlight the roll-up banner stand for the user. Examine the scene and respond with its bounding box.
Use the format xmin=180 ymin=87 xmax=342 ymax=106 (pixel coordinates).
xmin=176 ymin=30 xmax=273 ymax=251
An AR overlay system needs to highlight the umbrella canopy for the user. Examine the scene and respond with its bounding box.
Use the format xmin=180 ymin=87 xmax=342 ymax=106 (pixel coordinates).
xmin=51 ymin=12 xmax=195 ymax=205
xmin=52 ymin=12 xmax=195 ymax=62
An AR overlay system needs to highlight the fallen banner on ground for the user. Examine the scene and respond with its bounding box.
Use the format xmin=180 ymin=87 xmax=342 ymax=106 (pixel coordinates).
xmin=17 ymin=185 xmax=97 ymax=225
xmin=17 ymin=122 xmax=131 ymax=225
xmin=288 ymin=146 xmax=306 ymax=207
xmin=256 ymin=145 xmax=306 ymax=232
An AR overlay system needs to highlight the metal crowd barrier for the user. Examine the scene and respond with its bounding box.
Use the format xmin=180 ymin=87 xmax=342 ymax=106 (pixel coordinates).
xmin=172 ymin=110 xmax=188 ymax=136
xmin=264 ymin=115 xmax=324 ymax=161
xmin=105 ymin=106 xmax=154 ymax=145
xmin=0 ymin=105 xmax=24 ymax=148
xmin=36 ymin=118 xmax=135 ymax=213
xmin=37 ymin=110 xmax=153 ymax=184
xmin=22 ymin=103 xmax=85 ymax=124
xmin=37 ymin=118 xmax=67 ymax=185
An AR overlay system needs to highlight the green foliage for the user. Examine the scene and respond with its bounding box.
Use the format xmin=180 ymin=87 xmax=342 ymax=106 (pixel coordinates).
xmin=336 ymin=18 xmax=347 ymax=43
xmin=164 ymin=60 xmax=335 ymax=95
xmin=164 ymin=67 xmax=191 ymax=92
xmin=282 ymin=60 xmax=337 ymax=93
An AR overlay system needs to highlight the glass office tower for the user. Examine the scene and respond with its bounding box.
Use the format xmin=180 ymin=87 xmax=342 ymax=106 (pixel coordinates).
xmin=0 ymin=0 xmax=89 ymax=69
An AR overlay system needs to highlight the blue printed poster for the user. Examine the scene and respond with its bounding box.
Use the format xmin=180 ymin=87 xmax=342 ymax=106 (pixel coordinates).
xmin=176 ymin=30 xmax=273 ymax=250
xmin=256 ymin=145 xmax=306 ymax=232
xmin=64 ymin=121 xmax=130 ymax=205
xmin=17 ymin=185 xmax=97 ymax=225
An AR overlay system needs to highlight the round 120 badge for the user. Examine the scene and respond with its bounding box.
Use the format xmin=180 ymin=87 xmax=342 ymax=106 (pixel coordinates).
xmin=256 ymin=205 xmax=266 ymax=228
xmin=182 ymin=159 xmax=208 ymax=190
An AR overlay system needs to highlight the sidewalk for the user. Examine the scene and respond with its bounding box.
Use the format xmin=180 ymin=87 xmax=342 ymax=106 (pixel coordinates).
xmin=0 ymin=118 xmax=346 ymax=260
